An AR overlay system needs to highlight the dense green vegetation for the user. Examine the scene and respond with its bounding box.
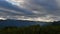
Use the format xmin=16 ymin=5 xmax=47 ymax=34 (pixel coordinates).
xmin=41 ymin=25 xmax=60 ymax=34
xmin=0 ymin=21 xmax=60 ymax=34
xmin=0 ymin=25 xmax=40 ymax=34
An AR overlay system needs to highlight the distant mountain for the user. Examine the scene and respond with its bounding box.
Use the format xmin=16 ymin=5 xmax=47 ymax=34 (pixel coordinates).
xmin=0 ymin=19 xmax=48 ymax=28
xmin=0 ymin=19 xmax=36 ymax=27
xmin=52 ymin=21 xmax=60 ymax=25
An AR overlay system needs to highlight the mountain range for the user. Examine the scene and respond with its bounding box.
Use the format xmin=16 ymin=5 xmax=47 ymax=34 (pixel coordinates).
xmin=0 ymin=19 xmax=60 ymax=29
xmin=0 ymin=19 xmax=48 ymax=28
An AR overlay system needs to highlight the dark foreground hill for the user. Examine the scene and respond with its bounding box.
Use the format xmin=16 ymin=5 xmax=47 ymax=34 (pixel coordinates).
xmin=40 ymin=21 xmax=60 ymax=34
xmin=0 ymin=19 xmax=60 ymax=34
xmin=0 ymin=22 xmax=60 ymax=34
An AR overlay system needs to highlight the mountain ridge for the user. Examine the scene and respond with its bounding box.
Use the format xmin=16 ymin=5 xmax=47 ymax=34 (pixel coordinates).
xmin=0 ymin=19 xmax=48 ymax=28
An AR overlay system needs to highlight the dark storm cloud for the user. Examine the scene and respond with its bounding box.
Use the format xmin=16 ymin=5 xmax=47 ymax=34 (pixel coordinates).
xmin=0 ymin=0 xmax=34 ymax=15
xmin=23 ymin=0 xmax=59 ymax=15
xmin=20 ymin=0 xmax=60 ymax=21
xmin=0 ymin=0 xmax=60 ymax=21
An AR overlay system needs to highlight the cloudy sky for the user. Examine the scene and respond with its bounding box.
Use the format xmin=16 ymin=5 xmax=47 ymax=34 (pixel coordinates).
xmin=0 ymin=0 xmax=60 ymax=22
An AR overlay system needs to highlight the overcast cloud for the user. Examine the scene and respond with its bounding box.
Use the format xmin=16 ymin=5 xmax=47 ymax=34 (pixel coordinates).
xmin=0 ymin=0 xmax=60 ymax=22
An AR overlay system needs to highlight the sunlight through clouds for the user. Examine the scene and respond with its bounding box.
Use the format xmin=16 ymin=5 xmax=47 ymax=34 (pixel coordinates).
xmin=0 ymin=0 xmax=60 ymax=22
xmin=6 ymin=0 xmax=25 ymax=7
